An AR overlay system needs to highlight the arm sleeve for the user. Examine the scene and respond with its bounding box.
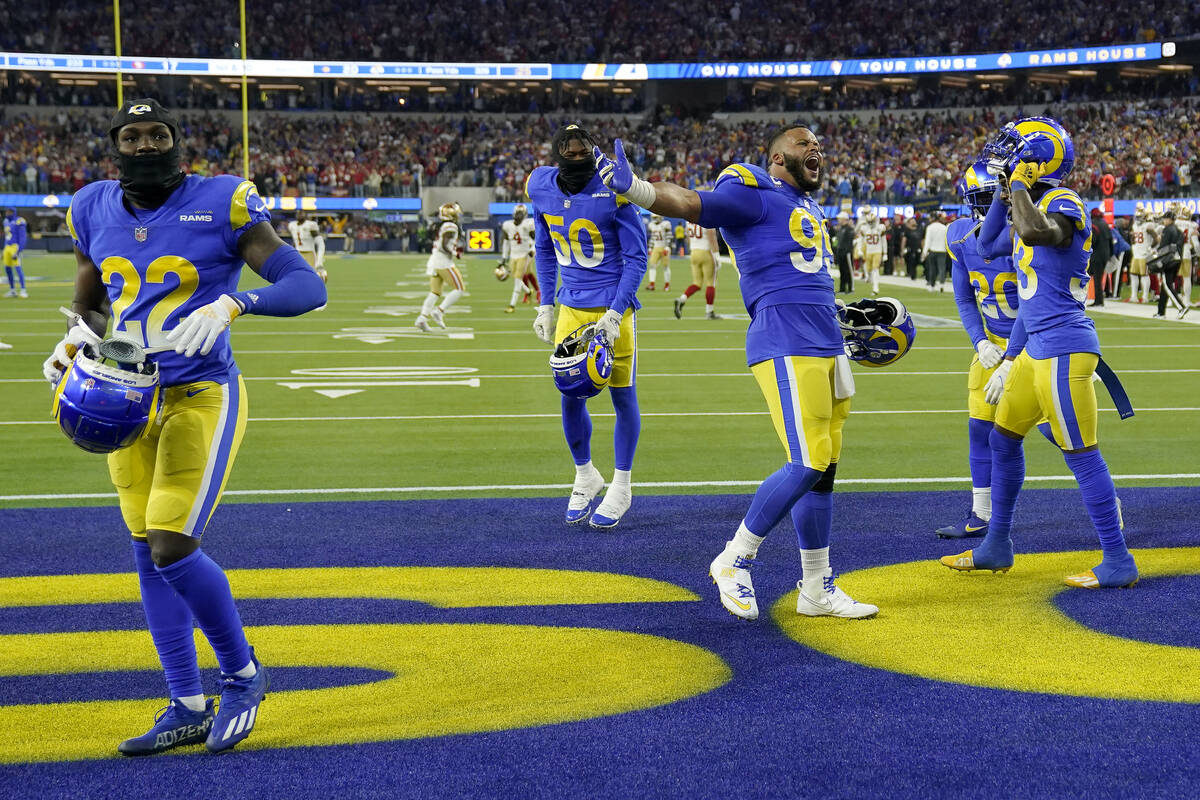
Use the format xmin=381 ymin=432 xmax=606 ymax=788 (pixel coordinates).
xmin=696 ymin=182 xmax=766 ymax=229
xmin=608 ymin=200 xmax=650 ymax=314
xmin=1004 ymin=314 xmax=1027 ymax=359
xmin=949 ymin=245 xmax=987 ymax=347
xmin=976 ymin=193 xmax=1010 ymax=258
xmin=533 ymin=204 xmax=558 ymax=305
xmin=231 ymin=245 xmax=327 ymax=317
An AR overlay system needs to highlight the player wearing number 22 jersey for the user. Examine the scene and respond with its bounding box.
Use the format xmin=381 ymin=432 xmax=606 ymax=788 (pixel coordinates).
xmin=527 ymin=123 xmax=648 ymax=529
xmin=50 ymin=99 xmax=326 ymax=756
xmin=594 ymin=125 xmax=879 ymax=621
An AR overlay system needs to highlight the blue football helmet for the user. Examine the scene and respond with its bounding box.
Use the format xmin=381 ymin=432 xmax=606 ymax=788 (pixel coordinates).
xmin=549 ymin=323 xmax=613 ymax=399
xmin=837 ymin=297 xmax=917 ymax=368
xmin=959 ymin=159 xmax=999 ymax=217
xmin=51 ymin=339 xmax=161 ymax=454
xmin=982 ymin=117 xmax=1075 ymax=187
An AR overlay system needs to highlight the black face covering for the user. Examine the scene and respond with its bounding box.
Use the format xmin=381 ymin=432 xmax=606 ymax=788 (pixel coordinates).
xmin=552 ymin=124 xmax=598 ymax=195
xmin=117 ymin=145 xmax=185 ymax=208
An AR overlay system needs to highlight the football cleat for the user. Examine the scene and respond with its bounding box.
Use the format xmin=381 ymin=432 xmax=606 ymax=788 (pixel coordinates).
xmin=118 ymin=698 xmax=215 ymax=757
xmin=430 ymin=308 xmax=446 ymax=329
xmin=414 ymin=315 xmax=431 ymax=332
xmin=565 ymin=465 xmax=605 ymax=524
xmin=939 ymin=547 xmax=1013 ymax=574
xmin=673 ymin=299 xmax=685 ymax=319
xmin=4 ymin=288 xmax=15 ymax=298
xmin=590 ymin=484 xmax=631 ymax=529
xmin=705 ymin=311 xmax=724 ymax=320
xmin=796 ymin=570 xmax=878 ymax=619
xmin=504 ymin=305 xmax=515 ymax=313
xmin=709 ymin=551 xmax=758 ymax=620
xmin=663 ymin=283 xmax=670 ymax=291
xmin=1064 ymin=557 xmax=1139 ymax=589
xmin=18 ymin=288 xmax=28 ymax=298
xmin=935 ymin=513 xmax=989 ymax=539
xmin=647 ymin=282 xmax=655 ymax=291
xmin=206 ymin=651 xmax=269 ymax=753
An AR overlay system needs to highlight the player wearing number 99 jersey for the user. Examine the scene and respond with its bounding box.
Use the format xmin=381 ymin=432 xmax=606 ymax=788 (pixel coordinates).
xmin=595 ymin=125 xmax=878 ymax=621
xmin=527 ymin=124 xmax=648 ymax=529
xmin=43 ymin=99 xmax=326 ymax=755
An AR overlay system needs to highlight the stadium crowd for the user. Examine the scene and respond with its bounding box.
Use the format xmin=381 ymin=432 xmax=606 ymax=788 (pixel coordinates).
xmin=2 ymin=0 xmax=1190 ymax=63
xmin=4 ymin=94 xmax=1199 ymax=205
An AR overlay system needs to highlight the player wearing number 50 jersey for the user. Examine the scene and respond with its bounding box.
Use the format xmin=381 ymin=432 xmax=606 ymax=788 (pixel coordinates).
xmin=941 ymin=116 xmax=1136 ymax=590
xmin=527 ymin=124 xmax=648 ymax=528
xmin=41 ymin=99 xmax=326 ymax=756
xmin=596 ymin=125 xmax=878 ymax=621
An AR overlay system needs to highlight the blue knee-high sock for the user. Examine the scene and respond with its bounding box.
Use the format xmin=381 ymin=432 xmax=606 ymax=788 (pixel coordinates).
xmin=744 ymin=462 xmax=822 ymax=535
xmin=14 ymin=267 xmax=24 ymax=290
xmin=791 ymin=490 xmax=832 ymax=551
xmin=1036 ymin=421 xmax=1059 ymax=449
xmin=609 ymin=386 xmax=640 ymax=471
xmin=981 ymin=429 xmax=1025 ymax=557
xmin=132 ymin=540 xmax=203 ymax=700
xmin=155 ymin=549 xmax=252 ymax=676
xmin=967 ymin=417 xmax=994 ymax=489
xmin=562 ymin=395 xmax=592 ymax=465
xmin=3 ymin=267 xmax=12 ymax=289
xmin=1063 ymin=449 xmax=1128 ymax=561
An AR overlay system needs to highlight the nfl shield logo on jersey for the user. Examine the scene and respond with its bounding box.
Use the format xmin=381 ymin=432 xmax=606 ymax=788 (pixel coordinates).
xmin=134 ymin=226 xmax=148 ymax=242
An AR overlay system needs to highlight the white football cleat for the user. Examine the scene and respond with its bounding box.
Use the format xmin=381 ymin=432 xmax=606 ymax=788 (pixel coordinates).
xmin=709 ymin=551 xmax=758 ymax=620
xmin=431 ymin=307 xmax=447 ymax=328
xmin=565 ymin=466 xmax=605 ymax=524
xmin=18 ymin=289 xmax=28 ymax=298
xmin=796 ymin=569 xmax=878 ymax=619
xmin=414 ymin=315 xmax=431 ymax=332
xmin=590 ymin=483 xmax=631 ymax=529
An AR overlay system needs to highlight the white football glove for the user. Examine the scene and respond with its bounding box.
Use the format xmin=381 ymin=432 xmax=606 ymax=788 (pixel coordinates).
xmin=42 ymin=320 xmax=103 ymax=385
xmin=975 ymin=340 xmax=1004 ymax=370
xmin=533 ymin=304 xmax=555 ymax=344
xmin=165 ymin=295 xmax=242 ymax=357
xmin=595 ymin=309 xmax=622 ymax=343
xmin=984 ymin=359 xmax=1013 ymax=405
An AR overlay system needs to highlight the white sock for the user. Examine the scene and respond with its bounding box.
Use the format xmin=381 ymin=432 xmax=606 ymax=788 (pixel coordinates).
xmin=576 ymin=460 xmax=596 ymax=479
xmin=611 ymin=468 xmax=631 ymax=490
xmin=972 ymin=487 xmax=992 ymax=521
xmin=648 ymin=267 xmax=657 ymax=284
xmin=663 ymin=267 xmax=671 ymax=285
xmin=800 ymin=547 xmax=831 ymax=595
xmin=870 ymin=271 xmax=879 ymax=292
xmin=509 ymin=286 xmax=524 ymax=306
xmin=705 ymin=303 xmax=714 ymax=314
xmin=439 ymin=288 xmax=464 ymax=312
xmin=676 ymin=293 xmax=687 ymax=303
xmin=233 ymin=660 xmax=257 ymax=679
xmin=178 ymin=694 xmax=206 ymax=712
xmin=419 ymin=292 xmax=438 ymax=316
xmin=726 ymin=521 xmax=765 ymax=559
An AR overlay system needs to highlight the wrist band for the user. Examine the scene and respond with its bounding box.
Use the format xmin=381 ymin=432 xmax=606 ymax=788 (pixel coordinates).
xmin=621 ymin=177 xmax=658 ymax=209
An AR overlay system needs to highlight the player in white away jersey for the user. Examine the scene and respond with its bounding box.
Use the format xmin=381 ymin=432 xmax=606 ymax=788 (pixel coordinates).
xmin=500 ymin=204 xmax=537 ymax=312
xmin=416 ymin=203 xmax=467 ymax=331
xmin=646 ymin=213 xmax=674 ymax=290
xmin=287 ymin=211 xmax=326 ymax=281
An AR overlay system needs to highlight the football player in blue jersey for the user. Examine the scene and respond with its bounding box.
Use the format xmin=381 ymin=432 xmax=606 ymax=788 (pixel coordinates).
xmin=527 ymin=124 xmax=648 ymax=528
xmin=941 ymin=117 xmax=1137 ymax=589
xmin=3 ymin=206 xmax=28 ymax=297
xmin=596 ymin=126 xmax=878 ymax=620
xmin=40 ymin=99 xmax=327 ymax=755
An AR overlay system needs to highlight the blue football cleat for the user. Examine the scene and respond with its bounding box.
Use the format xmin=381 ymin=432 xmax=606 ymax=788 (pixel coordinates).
xmin=1065 ymin=555 xmax=1139 ymax=589
xmin=118 ymin=698 xmax=215 ymax=756
xmin=206 ymin=650 xmax=269 ymax=753
xmin=935 ymin=513 xmax=989 ymax=539
xmin=565 ymin=466 xmax=605 ymax=524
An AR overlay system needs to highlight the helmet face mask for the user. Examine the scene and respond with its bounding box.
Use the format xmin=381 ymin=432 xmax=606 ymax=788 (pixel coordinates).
xmin=438 ymin=202 xmax=461 ymax=222
xmin=549 ymin=323 xmax=614 ymax=399
xmin=52 ymin=340 xmax=161 ymax=454
xmin=983 ymin=117 xmax=1074 ymax=188
xmin=837 ymin=297 xmax=917 ymax=368
xmin=960 ymin=158 xmax=999 ymax=217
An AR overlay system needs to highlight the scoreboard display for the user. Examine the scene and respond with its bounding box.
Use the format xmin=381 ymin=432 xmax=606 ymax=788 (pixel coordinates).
xmin=465 ymin=228 xmax=496 ymax=253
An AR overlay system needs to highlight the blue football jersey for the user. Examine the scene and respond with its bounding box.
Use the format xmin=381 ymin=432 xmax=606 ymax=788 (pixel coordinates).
xmin=527 ymin=167 xmax=647 ymax=313
xmin=66 ymin=175 xmax=271 ymax=386
xmin=4 ymin=214 xmax=27 ymax=248
xmin=1011 ymin=188 xmax=1099 ymax=358
xmin=947 ymin=216 xmax=1019 ymax=343
xmin=698 ymin=163 xmax=841 ymax=364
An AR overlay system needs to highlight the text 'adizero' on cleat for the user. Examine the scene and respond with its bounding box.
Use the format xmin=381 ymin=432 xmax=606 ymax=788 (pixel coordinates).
xmin=565 ymin=466 xmax=605 ymax=524
xmin=118 ymin=698 xmax=215 ymax=757
xmin=709 ymin=552 xmax=758 ymax=620
xmin=935 ymin=513 xmax=989 ymax=539
xmin=796 ymin=570 xmax=878 ymax=619
xmin=939 ymin=548 xmax=1013 ymax=574
xmin=206 ymin=652 xmax=269 ymax=754
xmin=590 ymin=485 xmax=631 ymax=529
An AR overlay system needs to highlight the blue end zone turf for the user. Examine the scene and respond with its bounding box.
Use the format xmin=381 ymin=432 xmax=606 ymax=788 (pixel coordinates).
xmin=0 ymin=487 xmax=1196 ymax=799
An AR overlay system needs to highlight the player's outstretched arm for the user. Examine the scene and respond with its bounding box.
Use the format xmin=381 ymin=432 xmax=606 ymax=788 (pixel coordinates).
xmin=234 ymin=222 xmax=328 ymax=316
xmin=594 ymin=140 xmax=703 ymax=223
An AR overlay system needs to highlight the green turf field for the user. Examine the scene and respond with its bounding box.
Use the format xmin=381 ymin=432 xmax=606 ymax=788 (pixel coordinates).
xmin=1 ymin=251 xmax=1196 ymax=509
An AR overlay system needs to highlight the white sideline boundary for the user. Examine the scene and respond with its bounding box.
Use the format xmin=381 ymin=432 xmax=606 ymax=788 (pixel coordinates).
xmin=3 ymin=473 xmax=1198 ymax=502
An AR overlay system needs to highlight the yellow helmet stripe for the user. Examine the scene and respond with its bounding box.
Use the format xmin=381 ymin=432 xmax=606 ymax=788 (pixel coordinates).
xmin=1013 ymin=120 xmax=1065 ymax=178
